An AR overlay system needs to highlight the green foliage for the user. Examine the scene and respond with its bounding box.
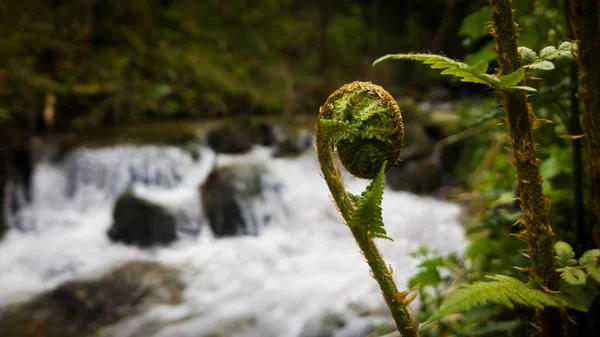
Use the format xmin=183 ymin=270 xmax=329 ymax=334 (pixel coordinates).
xmin=388 ymin=3 xmax=600 ymax=336
xmin=348 ymin=162 xmax=392 ymax=241
xmin=427 ymin=275 xmax=587 ymax=322
xmin=372 ymin=54 xmax=535 ymax=92
xmin=581 ymin=250 xmax=600 ymax=283
xmin=554 ymin=242 xmax=600 ymax=285
xmin=519 ymin=42 xmax=576 ymax=71
xmin=459 ymin=6 xmax=492 ymax=42
xmin=554 ymin=241 xmax=577 ymax=268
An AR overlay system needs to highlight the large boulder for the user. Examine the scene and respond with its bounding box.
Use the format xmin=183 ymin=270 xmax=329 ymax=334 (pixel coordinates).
xmin=200 ymin=164 xmax=278 ymax=237
xmin=205 ymin=118 xmax=276 ymax=154
xmin=0 ymin=261 xmax=184 ymax=337
xmin=272 ymin=128 xmax=313 ymax=158
xmin=107 ymin=193 xmax=178 ymax=247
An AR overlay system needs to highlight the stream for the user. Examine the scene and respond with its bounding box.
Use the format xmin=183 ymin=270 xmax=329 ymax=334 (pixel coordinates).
xmin=0 ymin=142 xmax=467 ymax=337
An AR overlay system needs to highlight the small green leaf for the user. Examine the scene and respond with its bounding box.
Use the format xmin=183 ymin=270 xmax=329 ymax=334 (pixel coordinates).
xmin=470 ymin=60 xmax=489 ymax=74
xmin=554 ymin=241 xmax=577 ymax=267
xmin=409 ymin=269 xmax=442 ymax=288
xmin=539 ymin=46 xmax=556 ymax=58
xmin=498 ymin=68 xmax=525 ymax=87
xmin=579 ymin=249 xmax=600 ymax=267
xmin=519 ymin=46 xmax=538 ymax=66
xmin=524 ymin=60 xmax=555 ymax=71
xmin=580 ymin=249 xmax=600 ymax=282
xmin=587 ymin=266 xmax=600 ymax=283
xmin=557 ymin=267 xmax=588 ymax=285
xmin=349 ymin=162 xmax=392 ymax=241
xmin=547 ymin=41 xmax=576 ymax=61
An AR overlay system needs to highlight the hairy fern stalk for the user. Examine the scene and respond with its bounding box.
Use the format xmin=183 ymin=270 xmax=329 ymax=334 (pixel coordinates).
xmin=315 ymin=81 xmax=419 ymax=337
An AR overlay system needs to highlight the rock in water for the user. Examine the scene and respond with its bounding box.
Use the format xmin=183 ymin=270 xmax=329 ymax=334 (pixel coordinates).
xmin=201 ymin=164 xmax=273 ymax=237
xmin=107 ymin=193 xmax=178 ymax=247
xmin=205 ymin=119 xmax=276 ymax=154
xmin=272 ymin=128 xmax=313 ymax=158
xmin=0 ymin=261 xmax=184 ymax=337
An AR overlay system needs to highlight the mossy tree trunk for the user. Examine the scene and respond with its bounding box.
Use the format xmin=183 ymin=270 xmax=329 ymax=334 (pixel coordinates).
xmin=488 ymin=1 xmax=564 ymax=336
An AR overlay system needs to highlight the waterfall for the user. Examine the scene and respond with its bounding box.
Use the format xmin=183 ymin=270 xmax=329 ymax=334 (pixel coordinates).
xmin=0 ymin=143 xmax=467 ymax=337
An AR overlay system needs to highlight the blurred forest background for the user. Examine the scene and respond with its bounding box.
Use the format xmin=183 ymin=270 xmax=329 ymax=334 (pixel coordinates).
xmin=0 ymin=0 xmax=491 ymax=132
xmin=1 ymin=0 xmax=599 ymax=336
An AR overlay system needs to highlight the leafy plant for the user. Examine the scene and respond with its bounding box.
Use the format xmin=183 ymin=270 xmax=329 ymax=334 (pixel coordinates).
xmin=315 ymin=81 xmax=418 ymax=336
xmin=316 ymin=0 xmax=600 ymax=336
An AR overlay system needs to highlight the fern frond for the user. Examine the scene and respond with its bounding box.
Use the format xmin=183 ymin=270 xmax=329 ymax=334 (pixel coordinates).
xmin=557 ymin=267 xmax=587 ymax=285
xmin=520 ymin=42 xmax=576 ymax=71
xmin=539 ymin=42 xmax=576 ymax=62
xmin=348 ymin=162 xmax=392 ymax=241
xmin=554 ymin=241 xmax=577 ymax=267
xmin=579 ymin=249 xmax=600 ymax=282
xmin=427 ymin=275 xmax=587 ymax=322
xmin=372 ymin=53 xmax=534 ymax=92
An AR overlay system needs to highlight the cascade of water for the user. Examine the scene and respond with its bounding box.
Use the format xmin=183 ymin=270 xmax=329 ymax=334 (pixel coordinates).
xmin=0 ymin=143 xmax=467 ymax=337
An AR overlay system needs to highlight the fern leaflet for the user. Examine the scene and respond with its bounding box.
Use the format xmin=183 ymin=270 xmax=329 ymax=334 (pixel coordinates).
xmin=554 ymin=241 xmax=577 ymax=268
xmin=557 ymin=267 xmax=588 ymax=285
xmin=348 ymin=162 xmax=392 ymax=241
xmin=427 ymin=275 xmax=587 ymax=322
xmin=520 ymin=41 xmax=576 ymax=71
xmin=372 ymin=53 xmax=535 ymax=92
xmin=579 ymin=249 xmax=600 ymax=282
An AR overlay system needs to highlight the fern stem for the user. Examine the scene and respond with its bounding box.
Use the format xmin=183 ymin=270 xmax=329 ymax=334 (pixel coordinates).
xmin=315 ymin=122 xmax=419 ymax=337
xmin=488 ymin=1 xmax=564 ymax=336
xmin=570 ymin=0 xmax=600 ymax=250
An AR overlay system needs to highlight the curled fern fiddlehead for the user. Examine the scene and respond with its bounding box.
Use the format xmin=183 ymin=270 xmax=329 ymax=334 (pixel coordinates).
xmin=315 ymin=81 xmax=419 ymax=337
xmin=318 ymin=81 xmax=404 ymax=179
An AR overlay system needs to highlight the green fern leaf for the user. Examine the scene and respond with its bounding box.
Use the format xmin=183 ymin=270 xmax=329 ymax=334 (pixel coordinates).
xmin=427 ymin=275 xmax=587 ymax=322
xmin=470 ymin=60 xmax=489 ymax=73
xmin=557 ymin=267 xmax=588 ymax=285
xmin=555 ymin=241 xmax=577 ymax=267
xmin=539 ymin=42 xmax=575 ymax=62
xmin=348 ymin=162 xmax=392 ymax=241
xmin=519 ymin=46 xmax=538 ymax=66
xmin=579 ymin=249 xmax=600 ymax=267
xmin=579 ymin=249 xmax=600 ymax=282
xmin=587 ymin=267 xmax=600 ymax=283
xmin=520 ymin=42 xmax=575 ymax=72
xmin=373 ymin=53 xmax=534 ymax=93
xmin=498 ymin=68 xmax=525 ymax=87
xmin=524 ymin=60 xmax=555 ymax=71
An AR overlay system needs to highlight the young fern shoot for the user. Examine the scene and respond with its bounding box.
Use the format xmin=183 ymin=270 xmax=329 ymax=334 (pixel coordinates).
xmin=315 ymin=81 xmax=419 ymax=337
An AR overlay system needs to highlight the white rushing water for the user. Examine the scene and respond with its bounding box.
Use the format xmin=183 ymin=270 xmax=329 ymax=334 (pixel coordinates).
xmin=0 ymin=144 xmax=466 ymax=337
